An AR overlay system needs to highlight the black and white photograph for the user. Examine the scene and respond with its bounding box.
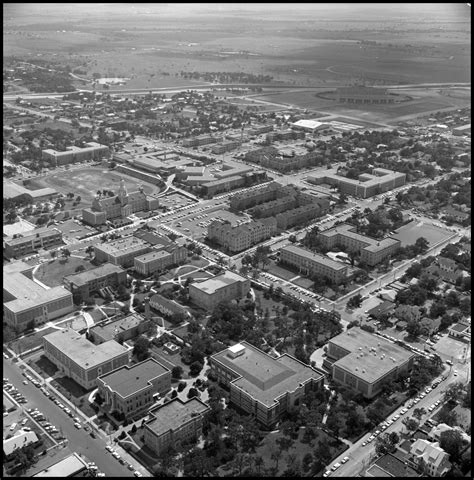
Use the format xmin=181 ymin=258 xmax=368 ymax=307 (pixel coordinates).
xmin=3 ymin=3 xmax=471 ymax=477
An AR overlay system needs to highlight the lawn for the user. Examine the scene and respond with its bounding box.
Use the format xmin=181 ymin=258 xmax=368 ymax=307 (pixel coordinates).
xmin=34 ymin=257 xmax=97 ymax=287
xmin=8 ymin=328 xmax=57 ymax=355
xmin=392 ymin=220 xmax=454 ymax=247
xmin=28 ymin=354 xmax=59 ymax=379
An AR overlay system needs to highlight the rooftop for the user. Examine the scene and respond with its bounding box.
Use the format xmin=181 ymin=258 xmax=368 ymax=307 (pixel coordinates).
xmin=191 ymin=270 xmax=247 ymax=295
xmin=3 ymin=430 xmax=39 ymax=457
xmin=281 ymin=244 xmax=348 ymax=271
xmin=211 ymin=341 xmax=323 ymax=407
xmin=98 ymin=358 xmax=169 ymax=398
xmin=90 ymin=313 xmax=145 ymax=341
xmin=64 ymin=262 xmax=125 ymax=286
xmin=330 ymin=327 xmax=414 ymax=384
xmin=290 ymin=119 xmax=326 ymax=130
xmin=145 ymin=398 xmax=209 ymax=437
xmin=5 ymin=227 xmax=61 ymax=246
xmin=43 ymin=328 xmax=128 ymax=370
xmin=94 ymin=237 xmax=150 ymax=255
xmin=33 ymin=453 xmax=87 ymax=477
xmin=3 ymin=181 xmax=57 ymax=200
xmin=134 ymin=249 xmax=172 ymax=263
xmin=366 ymin=453 xmax=420 ymax=477
xmin=4 ymin=261 xmax=72 ymax=313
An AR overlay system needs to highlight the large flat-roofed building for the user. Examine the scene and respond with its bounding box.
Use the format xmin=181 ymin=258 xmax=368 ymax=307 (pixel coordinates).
xmin=89 ymin=313 xmax=150 ymax=345
xmin=210 ymin=341 xmax=324 ymax=427
xmin=94 ymin=236 xmax=152 ymax=268
xmin=3 ymin=180 xmax=58 ymax=202
xmin=143 ymin=398 xmax=210 ymax=455
xmin=43 ymin=328 xmax=129 ymax=390
xmin=33 ymin=452 xmax=88 ymax=477
xmin=134 ymin=241 xmax=187 ymax=276
xmin=42 ymin=142 xmax=109 ymax=166
xmin=82 ymin=179 xmax=159 ymax=226
xmin=63 ymin=263 xmax=127 ymax=302
xmin=279 ymin=245 xmax=349 ymax=284
xmin=290 ymin=119 xmax=328 ymax=134
xmin=189 ymin=271 xmax=250 ymax=311
xmin=211 ymin=140 xmax=240 ymax=154
xmin=307 ymin=167 xmax=406 ymax=199
xmin=229 ymin=181 xmax=282 ymax=211
xmin=97 ymin=358 xmax=171 ymax=418
xmin=319 ymin=224 xmax=400 ymax=266
xmin=452 ymin=124 xmax=470 ymax=136
xmin=208 ymin=218 xmax=277 ymax=253
xmin=4 ymin=261 xmax=74 ymax=331
xmin=182 ymin=134 xmax=218 ymax=148
xmin=326 ymin=327 xmax=415 ymax=399
xmin=4 ymin=227 xmax=63 ymax=259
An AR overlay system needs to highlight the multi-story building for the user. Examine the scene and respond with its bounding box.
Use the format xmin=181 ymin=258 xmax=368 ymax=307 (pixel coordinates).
xmin=4 ymin=261 xmax=74 ymax=331
xmin=336 ymin=86 xmax=396 ymax=104
xmin=182 ymin=135 xmax=218 ymax=148
xmin=82 ymin=180 xmax=159 ymax=226
xmin=97 ymin=358 xmax=171 ymax=418
xmin=208 ymin=218 xmax=277 ymax=253
xmin=43 ymin=328 xmax=129 ymax=390
xmin=408 ymin=440 xmax=451 ymax=477
xmin=325 ymin=327 xmax=415 ymax=399
xmin=201 ymin=175 xmax=245 ymax=197
xmin=248 ymin=124 xmax=273 ymax=136
xmin=149 ymin=293 xmax=190 ymax=318
xmin=42 ymin=142 xmax=109 ymax=166
xmin=209 ymin=341 xmax=324 ymax=427
xmin=134 ymin=242 xmax=187 ymax=276
xmin=189 ymin=271 xmax=250 ymax=311
xmin=319 ymin=224 xmax=401 ymax=266
xmin=94 ymin=237 xmax=152 ymax=268
xmin=143 ymin=398 xmax=210 ymax=455
xmin=211 ymin=140 xmax=240 ymax=154
xmin=4 ymin=227 xmax=63 ymax=259
xmin=307 ymin=168 xmax=406 ymax=199
xmin=229 ymin=181 xmax=282 ymax=211
xmin=63 ymin=263 xmax=127 ymax=302
xmin=279 ymin=245 xmax=349 ymax=284
xmin=89 ymin=313 xmax=150 ymax=345
xmin=275 ymin=201 xmax=328 ymax=230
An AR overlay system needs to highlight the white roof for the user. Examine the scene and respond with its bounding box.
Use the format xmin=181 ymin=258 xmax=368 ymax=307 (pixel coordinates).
xmin=291 ymin=119 xmax=326 ymax=130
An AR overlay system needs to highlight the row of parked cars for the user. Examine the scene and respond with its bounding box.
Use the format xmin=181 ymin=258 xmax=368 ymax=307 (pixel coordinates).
xmin=323 ymin=456 xmax=350 ymax=476
xmin=105 ymin=445 xmax=142 ymax=476
xmin=3 ymin=378 xmax=27 ymax=405
xmin=26 ymin=408 xmax=61 ymax=437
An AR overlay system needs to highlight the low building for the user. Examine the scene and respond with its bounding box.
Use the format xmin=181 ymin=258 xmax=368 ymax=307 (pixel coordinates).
xmin=143 ymin=398 xmax=210 ymax=455
xmin=448 ymin=322 xmax=470 ymax=340
xmin=326 ymin=327 xmax=415 ymax=399
xmin=307 ymin=167 xmax=406 ymax=199
xmin=43 ymin=328 xmax=129 ymax=390
xmin=428 ymin=423 xmax=471 ymax=444
xmin=94 ymin=236 xmax=152 ymax=268
xmin=452 ymin=124 xmax=471 ymax=136
xmin=366 ymin=300 xmax=396 ymax=320
xmin=189 ymin=271 xmax=250 ymax=311
xmin=63 ymin=263 xmax=127 ymax=302
xmin=279 ymin=244 xmax=349 ymax=284
xmin=365 ymin=453 xmax=420 ymax=477
xmin=3 ymin=180 xmax=58 ymax=202
xmin=290 ymin=119 xmax=328 ymax=134
xmin=4 ymin=227 xmax=63 ymax=259
xmin=318 ymin=224 xmax=400 ymax=266
xmin=209 ymin=341 xmax=324 ymax=427
xmin=89 ymin=313 xmax=150 ymax=345
xmin=408 ymin=439 xmax=451 ymax=477
xmin=3 ymin=430 xmax=39 ymax=458
xmin=149 ymin=293 xmax=190 ymax=318
xmin=33 ymin=452 xmax=88 ymax=477
xmin=211 ymin=140 xmax=240 ymax=154
xmin=4 ymin=261 xmax=74 ymax=331
xmin=97 ymin=358 xmax=171 ymax=418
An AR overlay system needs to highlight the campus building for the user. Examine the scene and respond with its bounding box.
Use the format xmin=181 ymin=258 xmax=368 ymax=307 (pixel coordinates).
xmin=82 ymin=179 xmax=159 ymax=226
xmin=336 ymin=86 xmax=396 ymax=104
xmin=325 ymin=327 xmax=415 ymax=399
xmin=248 ymin=124 xmax=274 ymax=136
xmin=63 ymin=263 xmax=127 ymax=302
xmin=4 ymin=227 xmax=63 ymax=259
xmin=318 ymin=224 xmax=401 ymax=266
xmin=307 ymin=167 xmax=406 ymax=199
xmin=97 ymin=358 xmax=171 ymax=418
xmin=42 ymin=142 xmax=109 ymax=166
xmin=182 ymin=134 xmax=218 ymax=148
xmin=209 ymin=341 xmax=324 ymax=427
xmin=208 ymin=218 xmax=277 ymax=253
xmin=3 ymin=261 xmax=74 ymax=331
xmin=149 ymin=293 xmax=190 ymax=318
xmin=94 ymin=237 xmax=152 ymax=268
xmin=143 ymin=398 xmax=210 ymax=455
xmin=134 ymin=241 xmax=187 ymax=276
xmin=290 ymin=119 xmax=329 ymax=134
xmin=43 ymin=328 xmax=129 ymax=390
xmin=230 ymin=181 xmax=282 ymax=211
xmin=211 ymin=140 xmax=240 ymax=154
xmin=279 ymin=244 xmax=349 ymax=284
xmin=89 ymin=313 xmax=150 ymax=345
xmin=3 ymin=180 xmax=58 ymax=203
xmin=189 ymin=271 xmax=250 ymax=311
xmin=275 ymin=201 xmax=329 ymax=230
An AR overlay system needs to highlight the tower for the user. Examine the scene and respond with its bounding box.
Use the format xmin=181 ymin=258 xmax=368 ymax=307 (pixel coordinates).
xmin=117 ymin=179 xmax=128 ymax=204
xmin=144 ymin=296 xmax=151 ymax=321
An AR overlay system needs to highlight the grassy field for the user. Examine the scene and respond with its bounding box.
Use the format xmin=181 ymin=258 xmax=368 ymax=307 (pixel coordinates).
xmin=34 ymin=257 xmax=97 ymax=287
xmin=29 ymin=166 xmax=161 ymax=208
xmin=9 ymin=327 xmax=57 ymax=355
xmin=392 ymin=220 xmax=454 ymax=247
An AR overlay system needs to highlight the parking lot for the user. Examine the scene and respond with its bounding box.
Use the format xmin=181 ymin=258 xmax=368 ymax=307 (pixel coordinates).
xmin=159 ymin=191 xmax=196 ymax=209
xmin=53 ymin=217 xmax=97 ymax=241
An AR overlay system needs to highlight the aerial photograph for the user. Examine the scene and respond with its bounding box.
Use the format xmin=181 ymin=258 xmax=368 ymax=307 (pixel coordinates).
xmin=2 ymin=2 xmax=471 ymax=477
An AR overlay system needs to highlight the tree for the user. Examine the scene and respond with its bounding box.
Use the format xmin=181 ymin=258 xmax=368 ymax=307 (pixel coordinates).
xmin=413 ymin=408 xmax=426 ymax=421
xmin=50 ymin=250 xmax=57 ymax=259
xmin=414 ymin=237 xmax=429 ymax=254
xmin=375 ymin=432 xmax=399 ymax=456
xmin=406 ymin=318 xmax=421 ymax=337
xmin=347 ymin=293 xmax=363 ymax=310
xmin=189 ymin=360 xmax=203 ymax=376
xmin=403 ymin=417 xmax=419 ymax=432
xmin=187 ymin=387 xmax=199 ymax=399
xmin=133 ymin=335 xmax=150 ymax=361
xmin=439 ymin=430 xmax=464 ymax=462
xmin=61 ymin=248 xmax=71 ymax=261
xmin=75 ymin=265 xmax=85 ymax=273
xmin=442 ymin=382 xmax=466 ymax=404
xmin=171 ymin=365 xmax=183 ymax=379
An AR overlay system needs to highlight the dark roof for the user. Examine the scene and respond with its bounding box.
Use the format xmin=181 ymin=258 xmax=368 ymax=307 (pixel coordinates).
xmin=367 ymin=300 xmax=395 ymax=318
xmin=369 ymin=453 xmax=420 ymax=477
xmin=133 ymin=230 xmax=172 ymax=247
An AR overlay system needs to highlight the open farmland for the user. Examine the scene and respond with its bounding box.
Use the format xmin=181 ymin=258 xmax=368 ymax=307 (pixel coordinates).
xmin=27 ymin=166 xmax=161 ymax=207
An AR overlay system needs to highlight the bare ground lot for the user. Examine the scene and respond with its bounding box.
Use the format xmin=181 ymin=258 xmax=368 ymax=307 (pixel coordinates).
xmin=392 ymin=220 xmax=454 ymax=248
xmin=28 ymin=166 xmax=161 ymax=208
